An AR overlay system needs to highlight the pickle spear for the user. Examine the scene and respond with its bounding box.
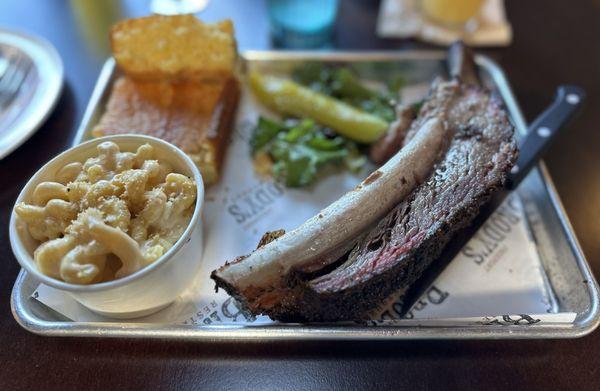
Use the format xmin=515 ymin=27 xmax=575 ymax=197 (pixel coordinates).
xmin=249 ymin=71 xmax=389 ymax=143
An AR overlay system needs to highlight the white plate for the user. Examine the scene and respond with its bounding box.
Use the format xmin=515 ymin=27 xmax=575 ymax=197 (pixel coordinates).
xmin=0 ymin=28 xmax=63 ymax=159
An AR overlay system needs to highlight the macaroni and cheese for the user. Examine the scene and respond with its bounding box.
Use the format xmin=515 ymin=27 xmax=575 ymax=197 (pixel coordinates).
xmin=15 ymin=142 xmax=197 ymax=284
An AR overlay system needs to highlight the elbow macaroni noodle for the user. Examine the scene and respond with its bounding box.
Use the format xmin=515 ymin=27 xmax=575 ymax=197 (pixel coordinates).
xmin=15 ymin=142 xmax=197 ymax=284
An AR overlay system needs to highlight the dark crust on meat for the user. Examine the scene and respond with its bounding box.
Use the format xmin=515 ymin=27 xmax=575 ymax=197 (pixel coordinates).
xmin=212 ymin=78 xmax=518 ymax=322
xmin=259 ymin=175 xmax=505 ymax=321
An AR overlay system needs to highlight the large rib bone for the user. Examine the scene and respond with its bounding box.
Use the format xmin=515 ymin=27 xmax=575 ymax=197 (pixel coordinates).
xmin=212 ymin=118 xmax=446 ymax=297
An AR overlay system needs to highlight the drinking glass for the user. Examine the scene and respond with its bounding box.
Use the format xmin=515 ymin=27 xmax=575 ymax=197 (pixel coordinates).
xmin=267 ymin=0 xmax=340 ymax=49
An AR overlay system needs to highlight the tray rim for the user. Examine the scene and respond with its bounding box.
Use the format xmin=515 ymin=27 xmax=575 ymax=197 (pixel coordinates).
xmin=10 ymin=50 xmax=600 ymax=340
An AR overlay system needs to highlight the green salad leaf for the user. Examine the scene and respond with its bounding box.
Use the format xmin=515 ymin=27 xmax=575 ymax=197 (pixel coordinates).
xmin=251 ymin=116 xmax=366 ymax=187
xmin=250 ymin=117 xmax=281 ymax=152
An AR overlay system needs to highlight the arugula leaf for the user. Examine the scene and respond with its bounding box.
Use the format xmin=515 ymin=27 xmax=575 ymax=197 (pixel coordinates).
xmin=275 ymin=148 xmax=316 ymax=187
xmin=250 ymin=116 xmax=284 ymax=153
xmin=282 ymin=118 xmax=314 ymax=142
xmin=307 ymin=132 xmax=345 ymax=151
xmin=330 ymin=68 xmax=374 ymax=101
xmin=250 ymin=116 xmax=366 ymax=187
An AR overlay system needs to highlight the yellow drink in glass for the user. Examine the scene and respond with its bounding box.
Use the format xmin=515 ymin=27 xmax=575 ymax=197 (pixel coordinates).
xmin=421 ymin=0 xmax=484 ymax=26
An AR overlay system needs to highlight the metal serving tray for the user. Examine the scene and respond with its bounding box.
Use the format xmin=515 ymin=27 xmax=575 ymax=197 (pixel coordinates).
xmin=11 ymin=51 xmax=600 ymax=340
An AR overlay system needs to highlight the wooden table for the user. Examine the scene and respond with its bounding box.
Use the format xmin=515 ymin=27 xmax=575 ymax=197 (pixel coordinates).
xmin=1 ymin=0 xmax=599 ymax=389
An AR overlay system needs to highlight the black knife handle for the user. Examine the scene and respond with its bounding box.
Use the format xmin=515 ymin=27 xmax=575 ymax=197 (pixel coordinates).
xmin=506 ymin=85 xmax=585 ymax=189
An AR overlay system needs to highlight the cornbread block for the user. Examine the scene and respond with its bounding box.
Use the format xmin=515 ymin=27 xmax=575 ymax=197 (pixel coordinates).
xmin=110 ymin=15 xmax=236 ymax=81
xmin=92 ymin=76 xmax=240 ymax=184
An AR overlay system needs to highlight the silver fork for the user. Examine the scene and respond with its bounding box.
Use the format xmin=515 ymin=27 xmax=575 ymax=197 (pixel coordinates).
xmin=0 ymin=52 xmax=32 ymax=111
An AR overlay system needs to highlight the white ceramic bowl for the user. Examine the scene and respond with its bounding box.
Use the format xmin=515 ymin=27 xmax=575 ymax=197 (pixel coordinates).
xmin=10 ymin=135 xmax=205 ymax=319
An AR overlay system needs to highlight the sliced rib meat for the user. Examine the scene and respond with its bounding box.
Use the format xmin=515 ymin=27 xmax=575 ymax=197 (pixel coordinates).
xmin=212 ymin=117 xmax=447 ymax=310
